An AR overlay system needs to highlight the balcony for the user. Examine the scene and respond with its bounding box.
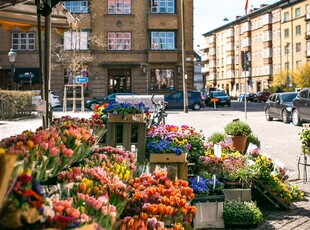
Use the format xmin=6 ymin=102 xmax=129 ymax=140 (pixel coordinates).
xmin=262 ymin=14 xmax=271 ymax=25
xmin=306 ymin=31 xmax=310 ymax=40
xmin=306 ymin=13 xmax=310 ymax=21
xmin=201 ymin=66 xmax=209 ymax=73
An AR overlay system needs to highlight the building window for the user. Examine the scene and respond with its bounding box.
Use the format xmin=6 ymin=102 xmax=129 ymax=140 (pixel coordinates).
xmin=151 ymin=31 xmax=175 ymax=50
xmin=284 ymin=28 xmax=289 ymax=38
xmin=285 ymin=45 xmax=290 ymax=54
xmin=150 ymin=68 xmax=174 ymax=90
xmin=108 ymin=0 xmax=131 ymax=14
xmin=150 ymin=0 xmax=175 ymax=13
xmin=63 ymin=1 xmax=89 ymax=13
xmin=296 ymin=43 xmax=301 ymax=53
xmin=12 ymin=32 xmax=35 ymax=51
xmin=108 ymin=32 xmax=131 ymax=50
xmin=295 ymin=8 xmax=300 ymax=18
xmin=296 ymin=25 xmax=301 ymax=36
xmin=64 ymin=31 xmax=89 ymax=50
xmin=283 ymin=12 xmax=289 ymax=22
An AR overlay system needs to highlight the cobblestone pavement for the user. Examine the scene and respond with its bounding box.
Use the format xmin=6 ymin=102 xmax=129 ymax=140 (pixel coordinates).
xmin=0 ymin=108 xmax=309 ymax=230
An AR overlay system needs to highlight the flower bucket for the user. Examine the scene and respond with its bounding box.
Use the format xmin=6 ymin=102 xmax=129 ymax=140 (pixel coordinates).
xmin=229 ymin=135 xmax=247 ymax=152
xmin=108 ymin=113 xmax=145 ymax=123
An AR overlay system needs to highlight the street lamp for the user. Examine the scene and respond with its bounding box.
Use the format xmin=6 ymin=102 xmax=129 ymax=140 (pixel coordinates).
xmin=8 ymin=48 xmax=16 ymax=90
xmin=285 ymin=42 xmax=290 ymax=90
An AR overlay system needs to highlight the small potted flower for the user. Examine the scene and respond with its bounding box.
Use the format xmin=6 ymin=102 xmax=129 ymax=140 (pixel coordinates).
xmin=223 ymin=200 xmax=263 ymax=228
xmin=103 ymin=101 xmax=150 ymax=123
xmin=299 ymin=128 xmax=310 ymax=154
xmin=224 ymin=120 xmax=252 ymax=152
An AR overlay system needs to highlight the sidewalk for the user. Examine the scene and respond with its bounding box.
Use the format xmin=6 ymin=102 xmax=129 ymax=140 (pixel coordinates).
xmin=0 ymin=110 xmax=309 ymax=229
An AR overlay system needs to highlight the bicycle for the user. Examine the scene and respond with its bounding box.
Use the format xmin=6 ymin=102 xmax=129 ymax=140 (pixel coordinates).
xmin=150 ymin=94 xmax=168 ymax=127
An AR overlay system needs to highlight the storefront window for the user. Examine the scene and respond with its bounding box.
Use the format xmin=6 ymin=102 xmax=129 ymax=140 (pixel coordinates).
xmin=150 ymin=68 xmax=174 ymax=90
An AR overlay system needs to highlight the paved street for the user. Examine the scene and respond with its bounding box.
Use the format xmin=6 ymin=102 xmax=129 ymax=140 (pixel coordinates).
xmin=0 ymin=101 xmax=309 ymax=229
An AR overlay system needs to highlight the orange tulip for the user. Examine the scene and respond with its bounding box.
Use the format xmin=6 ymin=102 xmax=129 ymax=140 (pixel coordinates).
xmin=26 ymin=140 xmax=34 ymax=149
xmin=140 ymin=212 xmax=149 ymax=220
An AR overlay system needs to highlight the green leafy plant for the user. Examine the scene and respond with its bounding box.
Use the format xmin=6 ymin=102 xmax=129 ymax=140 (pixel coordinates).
xmin=224 ymin=120 xmax=252 ymax=136
xmin=246 ymin=133 xmax=261 ymax=149
xmin=207 ymin=132 xmax=226 ymax=144
xmin=299 ymin=128 xmax=310 ymax=154
xmin=223 ymin=200 xmax=263 ymax=225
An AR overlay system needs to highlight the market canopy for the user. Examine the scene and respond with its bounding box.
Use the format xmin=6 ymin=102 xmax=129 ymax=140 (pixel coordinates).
xmin=0 ymin=0 xmax=76 ymax=31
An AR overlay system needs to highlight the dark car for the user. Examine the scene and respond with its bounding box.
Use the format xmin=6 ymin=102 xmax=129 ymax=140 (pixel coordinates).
xmin=164 ymin=90 xmax=205 ymax=110
xmin=85 ymin=93 xmax=138 ymax=110
xmin=254 ymin=91 xmax=271 ymax=102
xmin=265 ymin=92 xmax=298 ymax=123
xmin=291 ymin=88 xmax=310 ymax=126
xmin=237 ymin=93 xmax=256 ymax=102
xmin=205 ymin=91 xmax=231 ymax=106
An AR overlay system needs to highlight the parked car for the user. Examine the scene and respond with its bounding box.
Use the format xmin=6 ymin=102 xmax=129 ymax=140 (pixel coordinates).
xmin=291 ymin=88 xmax=310 ymax=126
xmin=164 ymin=90 xmax=205 ymax=110
xmin=253 ymin=91 xmax=271 ymax=102
xmin=237 ymin=93 xmax=256 ymax=102
xmin=205 ymin=91 xmax=231 ymax=106
xmin=264 ymin=92 xmax=298 ymax=123
xmin=32 ymin=90 xmax=61 ymax=109
xmin=85 ymin=92 xmax=138 ymax=110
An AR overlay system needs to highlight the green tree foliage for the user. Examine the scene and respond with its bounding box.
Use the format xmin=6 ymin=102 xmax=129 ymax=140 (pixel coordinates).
xmin=295 ymin=62 xmax=310 ymax=88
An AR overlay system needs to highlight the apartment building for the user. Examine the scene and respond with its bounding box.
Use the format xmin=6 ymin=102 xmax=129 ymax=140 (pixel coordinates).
xmin=201 ymin=0 xmax=310 ymax=97
xmin=0 ymin=0 xmax=194 ymax=100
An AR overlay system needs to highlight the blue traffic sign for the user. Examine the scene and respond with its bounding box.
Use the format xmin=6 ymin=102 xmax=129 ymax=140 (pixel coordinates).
xmin=76 ymin=77 xmax=88 ymax=83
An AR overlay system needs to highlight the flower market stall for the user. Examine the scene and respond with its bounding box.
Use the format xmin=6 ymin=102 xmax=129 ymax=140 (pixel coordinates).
xmin=0 ymin=100 xmax=306 ymax=230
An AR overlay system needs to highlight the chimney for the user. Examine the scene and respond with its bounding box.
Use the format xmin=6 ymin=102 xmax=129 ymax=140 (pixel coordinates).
xmin=260 ymin=4 xmax=267 ymax=8
xmin=236 ymin=16 xmax=241 ymax=20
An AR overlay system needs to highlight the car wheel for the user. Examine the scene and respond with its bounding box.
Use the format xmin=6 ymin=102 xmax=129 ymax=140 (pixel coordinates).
xmin=292 ymin=109 xmax=302 ymax=126
xmin=282 ymin=110 xmax=289 ymax=124
xmin=90 ymin=103 xmax=99 ymax=111
xmin=192 ymin=103 xmax=201 ymax=111
xmin=265 ymin=109 xmax=273 ymax=121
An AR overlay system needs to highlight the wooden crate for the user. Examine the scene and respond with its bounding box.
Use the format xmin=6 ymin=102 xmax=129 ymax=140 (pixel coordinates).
xmin=149 ymin=153 xmax=188 ymax=180
xmin=108 ymin=113 xmax=145 ymax=123
xmin=106 ymin=122 xmax=147 ymax=164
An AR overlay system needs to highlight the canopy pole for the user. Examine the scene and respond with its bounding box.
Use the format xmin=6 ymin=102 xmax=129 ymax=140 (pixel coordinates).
xmin=44 ymin=0 xmax=51 ymax=127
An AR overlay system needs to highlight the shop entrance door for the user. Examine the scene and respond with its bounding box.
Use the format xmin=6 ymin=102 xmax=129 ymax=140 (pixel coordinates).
xmin=108 ymin=69 xmax=131 ymax=94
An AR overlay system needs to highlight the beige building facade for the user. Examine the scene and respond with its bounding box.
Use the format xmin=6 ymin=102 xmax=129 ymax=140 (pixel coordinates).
xmin=0 ymin=0 xmax=194 ymax=101
xmin=201 ymin=0 xmax=310 ymax=97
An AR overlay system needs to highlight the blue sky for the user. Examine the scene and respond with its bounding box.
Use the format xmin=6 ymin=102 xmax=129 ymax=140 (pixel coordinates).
xmin=194 ymin=0 xmax=279 ymax=49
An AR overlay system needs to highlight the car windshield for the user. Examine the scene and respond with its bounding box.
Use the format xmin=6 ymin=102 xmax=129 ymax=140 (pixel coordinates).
xmin=213 ymin=91 xmax=225 ymax=96
xmin=282 ymin=93 xmax=297 ymax=102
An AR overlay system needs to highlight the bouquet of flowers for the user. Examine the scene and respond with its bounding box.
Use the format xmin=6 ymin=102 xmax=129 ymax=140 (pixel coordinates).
xmin=121 ymin=169 xmax=196 ymax=228
xmin=0 ymin=173 xmax=44 ymax=228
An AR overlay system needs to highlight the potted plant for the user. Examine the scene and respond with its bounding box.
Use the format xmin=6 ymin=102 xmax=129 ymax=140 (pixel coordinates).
xmin=223 ymin=200 xmax=263 ymax=228
xmin=299 ymin=128 xmax=310 ymax=154
xmin=224 ymin=120 xmax=252 ymax=152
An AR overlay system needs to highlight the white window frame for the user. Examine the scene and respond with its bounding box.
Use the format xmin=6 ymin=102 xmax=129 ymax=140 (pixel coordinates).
xmin=108 ymin=0 xmax=131 ymax=14
xmin=64 ymin=31 xmax=89 ymax=50
xmin=108 ymin=32 xmax=131 ymax=50
xmin=12 ymin=32 xmax=35 ymax=51
xmin=63 ymin=1 xmax=89 ymax=13
xmin=151 ymin=31 xmax=175 ymax=50
xmin=150 ymin=0 xmax=175 ymax=13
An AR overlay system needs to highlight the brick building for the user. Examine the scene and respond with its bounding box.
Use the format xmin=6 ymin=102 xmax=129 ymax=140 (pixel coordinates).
xmin=0 ymin=0 xmax=194 ymax=101
xmin=201 ymin=0 xmax=310 ymax=97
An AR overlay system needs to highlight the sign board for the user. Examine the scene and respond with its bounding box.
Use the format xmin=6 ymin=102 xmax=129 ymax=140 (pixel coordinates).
xmin=76 ymin=77 xmax=88 ymax=83
xmin=210 ymin=98 xmax=219 ymax=102
xmin=116 ymin=95 xmax=164 ymax=112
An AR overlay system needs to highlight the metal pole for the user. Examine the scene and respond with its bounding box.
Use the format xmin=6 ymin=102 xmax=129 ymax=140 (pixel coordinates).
xmin=11 ymin=63 xmax=15 ymax=90
xmin=244 ymin=55 xmax=247 ymax=120
xmin=181 ymin=0 xmax=188 ymax=113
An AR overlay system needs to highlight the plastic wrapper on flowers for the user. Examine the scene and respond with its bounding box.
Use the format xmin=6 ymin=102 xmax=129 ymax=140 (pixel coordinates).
xmin=120 ymin=169 xmax=196 ymax=228
xmin=55 ymin=146 xmax=138 ymax=229
xmin=0 ymin=173 xmax=44 ymax=229
xmin=50 ymin=116 xmax=107 ymax=144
